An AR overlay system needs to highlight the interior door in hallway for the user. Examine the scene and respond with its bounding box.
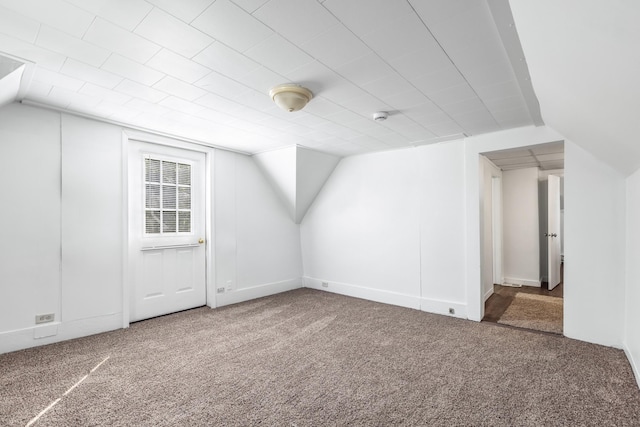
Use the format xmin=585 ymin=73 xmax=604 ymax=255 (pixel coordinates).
xmin=547 ymin=174 xmax=562 ymax=290
xmin=129 ymin=141 xmax=206 ymax=322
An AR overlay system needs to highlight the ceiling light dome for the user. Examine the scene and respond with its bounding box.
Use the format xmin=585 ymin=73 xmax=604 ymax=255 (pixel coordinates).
xmin=269 ymin=83 xmax=313 ymax=112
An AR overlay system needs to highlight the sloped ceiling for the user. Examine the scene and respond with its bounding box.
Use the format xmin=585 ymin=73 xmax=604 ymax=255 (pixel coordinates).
xmin=0 ymin=0 xmax=540 ymax=156
xmin=510 ymin=0 xmax=640 ymax=176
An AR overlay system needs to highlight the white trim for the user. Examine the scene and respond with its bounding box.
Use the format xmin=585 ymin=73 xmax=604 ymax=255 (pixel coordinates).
xmin=216 ymin=278 xmax=302 ymax=307
xmin=122 ymin=130 xmax=215 ymax=322
xmin=22 ymin=100 xmax=249 ymax=156
xmin=303 ymin=277 xmax=421 ymax=310
xmin=0 ymin=313 xmax=122 ymax=355
xmin=623 ymin=345 xmax=640 ymax=389
xmin=484 ymin=285 xmax=494 ymax=302
xmin=419 ymin=297 xmax=468 ymax=319
xmin=503 ymin=277 xmax=541 ymax=287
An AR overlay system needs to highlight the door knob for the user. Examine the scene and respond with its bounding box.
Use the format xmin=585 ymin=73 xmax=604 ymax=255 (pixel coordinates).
xmin=198 ymin=238 xmax=204 ymax=244
xmin=551 ymin=233 xmax=557 ymax=238
xmin=544 ymin=233 xmax=549 ymax=237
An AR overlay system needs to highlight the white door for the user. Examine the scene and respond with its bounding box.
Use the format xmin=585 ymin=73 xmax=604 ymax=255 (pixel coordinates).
xmin=129 ymin=141 xmax=206 ymax=322
xmin=547 ymin=174 xmax=562 ymax=290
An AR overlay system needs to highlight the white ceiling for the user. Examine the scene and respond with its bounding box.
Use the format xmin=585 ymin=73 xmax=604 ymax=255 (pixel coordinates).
xmin=510 ymin=0 xmax=640 ymax=176
xmin=483 ymin=141 xmax=564 ymax=171
xmin=0 ymin=0 xmax=541 ymax=156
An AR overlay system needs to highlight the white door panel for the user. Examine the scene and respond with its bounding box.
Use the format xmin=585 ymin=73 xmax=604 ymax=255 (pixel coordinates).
xmin=129 ymin=141 xmax=206 ymax=322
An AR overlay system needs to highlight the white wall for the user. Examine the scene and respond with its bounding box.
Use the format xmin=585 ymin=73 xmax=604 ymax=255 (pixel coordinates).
xmin=301 ymin=141 xmax=468 ymax=317
xmin=301 ymin=148 xmax=422 ymax=309
xmin=502 ymin=167 xmax=540 ymax=286
xmin=564 ymin=140 xmax=625 ymax=347
xmin=625 ymin=168 xmax=640 ymax=385
xmin=215 ymin=150 xmax=303 ymax=306
xmin=0 ymin=102 xmax=302 ymax=353
xmin=418 ymin=140 xmax=467 ymax=316
xmin=0 ymin=104 xmax=61 ymax=339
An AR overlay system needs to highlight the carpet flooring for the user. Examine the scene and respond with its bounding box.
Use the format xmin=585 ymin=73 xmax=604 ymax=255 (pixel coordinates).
xmin=497 ymin=293 xmax=563 ymax=334
xmin=1 ymin=289 xmax=639 ymax=426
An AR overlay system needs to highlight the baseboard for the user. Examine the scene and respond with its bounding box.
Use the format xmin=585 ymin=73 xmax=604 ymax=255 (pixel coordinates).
xmin=303 ymin=276 xmax=421 ymax=310
xmin=303 ymin=277 xmax=467 ymax=319
xmin=484 ymin=286 xmax=494 ymax=302
xmin=419 ymin=297 xmax=468 ymax=319
xmin=623 ymin=344 xmax=640 ymax=389
xmin=216 ymin=278 xmax=302 ymax=307
xmin=0 ymin=312 xmax=123 ymax=355
xmin=503 ymin=277 xmax=541 ymax=287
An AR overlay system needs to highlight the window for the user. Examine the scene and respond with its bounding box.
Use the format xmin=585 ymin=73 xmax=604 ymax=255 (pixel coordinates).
xmin=144 ymin=158 xmax=191 ymax=235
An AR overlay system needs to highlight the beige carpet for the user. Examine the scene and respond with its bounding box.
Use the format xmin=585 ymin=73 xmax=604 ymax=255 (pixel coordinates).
xmin=1 ymin=289 xmax=638 ymax=426
xmin=497 ymin=293 xmax=563 ymax=334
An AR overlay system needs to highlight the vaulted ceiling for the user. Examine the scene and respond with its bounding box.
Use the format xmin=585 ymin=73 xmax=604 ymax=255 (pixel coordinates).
xmin=0 ymin=0 xmax=541 ymax=156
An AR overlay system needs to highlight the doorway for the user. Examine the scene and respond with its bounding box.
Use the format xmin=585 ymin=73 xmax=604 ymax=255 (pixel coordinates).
xmin=480 ymin=142 xmax=564 ymax=334
xmin=128 ymin=140 xmax=208 ymax=322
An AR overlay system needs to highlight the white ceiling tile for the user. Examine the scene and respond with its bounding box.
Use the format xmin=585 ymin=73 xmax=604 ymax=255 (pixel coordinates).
xmin=254 ymin=0 xmax=337 ymax=44
xmin=284 ymin=61 xmax=343 ymax=96
xmin=26 ymin=80 xmax=52 ymax=99
xmin=427 ymin=83 xmax=477 ymax=105
xmin=159 ymin=96 xmax=206 ymax=115
xmin=484 ymin=95 xmax=526 ymax=112
xmin=193 ymin=42 xmax=259 ymax=78
xmin=235 ymin=66 xmax=286 ymax=95
xmin=411 ymin=65 xmax=466 ymax=95
xmin=195 ymin=71 xmax=252 ymax=99
xmin=125 ymin=98 xmax=173 ymax=116
xmin=79 ymin=83 xmax=132 ymax=105
xmin=361 ymin=12 xmax=432 ymax=61
xmin=427 ymin=121 xmax=464 ymax=137
xmin=235 ymin=87 xmax=276 ymax=111
xmin=108 ymin=104 xmax=143 ymax=122
xmin=134 ymin=8 xmax=214 ymax=58
xmin=145 ymin=0 xmax=215 ymax=23
xmin=102 ymin=54 xmax=165 ymax=86
xmin=335 ymin=53 xmax=395 ymax=86
xmin=115 ymin=79 xmax=168 ymax=103
xmin=195 ymin=93 xmax=244 ymax=114
xmin=323 ymin=0 xmax=413 ymax=37
xmin=384 ymin=90 xmax=433 ymax=110
xmin=453 ymin=108 xmax=495 ymax=124
xmin=536 ymin=153 xmax=564 ymax=162
xmin=146 ymin=49 xmax=211 ymax=84
xmin=60 ymin=59 xmax=123 ymax=89
xmin=300 ymin=24 xmax=371 ymax=69
xmin=531 ymin=142 xmax=564 ymax=155
xmin=153 ymin=76 xmax=207 ymax=101
xmin=440 ymin=97 xmax=486 ymax=116
xmin=231 ymin=0 xmax=270 ymax=13
xmin=0 ymin=33 xmax=66 ymax=71
xmin=50 ymin=86 xmax=101 ymax=107
xmin=301 ymin=97 xmax=339 ymax=117
xmin=323 ymin=108 xmax=365 ymax=126
xmin=32 ymin=67 xmax=84 ymax=91
xmin=65 ymin=0 xmax=152 ymax=31
xmin=0 ymin=0 xmax=94 ymax=38
xmin=0 ymin=5 xmax=39 ymax=42
xmin=418 ymin=111 xmax=454 ymax=126
xmin=244 ymin=34 xmax=314 ymax=76
xmin=463 ymin=61 xmax=514 ymax=88
xmin=361 ymin=74 xmax=416 ymax=101
xmin=191 ymin=0 xmax=273 ymax=52
xmin=84 ymin=18 xmax=161 ymax=64
xmin=388 ymin=46 xmax=452 ymax=81
xmin=475 ymin=79 xmax=522 ymax=102
xmin=36 ymin=26 xmax=111 ymax=67
xmin=492 ymin=107 xmax=530 ymax=124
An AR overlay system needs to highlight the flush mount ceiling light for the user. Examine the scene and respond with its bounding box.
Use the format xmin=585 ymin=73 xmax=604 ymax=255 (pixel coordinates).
xmin=269 ymin=84 xmax=313 ymax=112
xmin=373 ymin=111 xmax=389 ymax=122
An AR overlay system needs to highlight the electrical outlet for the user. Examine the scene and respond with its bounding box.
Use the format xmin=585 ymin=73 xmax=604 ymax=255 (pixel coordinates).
xmin=35 ymin=313 xmax=55 ymax=324
xmin=321 ymin=282 xmax=329 ymax=288
xmin=217 ymin=287 xmax=225 ymax=294
xmin=448 ymin=308 xmax=455 ymax=315
xmin=226 ymin=280 xmax=233 ymax=291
